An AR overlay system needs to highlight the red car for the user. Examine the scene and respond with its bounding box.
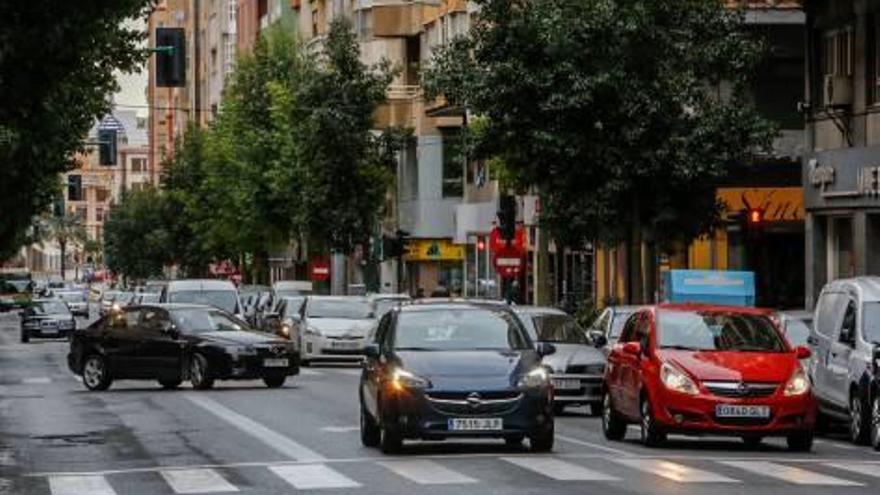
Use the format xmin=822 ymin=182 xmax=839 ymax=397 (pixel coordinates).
xmin=602 ymin=304 xmax=816 ymax=451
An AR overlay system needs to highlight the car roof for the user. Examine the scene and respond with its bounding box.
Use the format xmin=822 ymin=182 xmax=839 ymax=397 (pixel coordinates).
xmin=398 ymin=301 xmax=515 ymax=313
xmin=512 ymin=305 xmax=568 ymax=316
xmin=821 ymin=276 xmax=880 ymax=302
xmin=652 ymin=303 xmax=774 ymax=316
xmin=307 ymin=295 xmax=369 ymax=302
xmin=369 ymin=293 xmax=411 ymax=301
xmin=274 ymin=280 xmax=313 ymax=289
xmin=138 ymin=303 xmax=216 ymax=310
xmin=166 ymin=279 xmax=237 ymax=290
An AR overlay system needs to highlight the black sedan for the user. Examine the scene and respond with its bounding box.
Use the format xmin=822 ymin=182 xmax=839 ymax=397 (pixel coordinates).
xmin=68 ymin=304 xmax=299 ymax=391
xmin=360 ymin=302 xmax=556 ymax=454
xmin=20 ymin=299 xmax=76 ymax=342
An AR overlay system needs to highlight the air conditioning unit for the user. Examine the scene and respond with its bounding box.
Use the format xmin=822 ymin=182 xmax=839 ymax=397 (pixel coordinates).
xmin=824 ymin=74 xmax=853 ymax=108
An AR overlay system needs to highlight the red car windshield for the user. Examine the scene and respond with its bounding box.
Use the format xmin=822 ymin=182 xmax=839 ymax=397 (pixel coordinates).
xmin=657 ymin=310 xmax=787 ymax=353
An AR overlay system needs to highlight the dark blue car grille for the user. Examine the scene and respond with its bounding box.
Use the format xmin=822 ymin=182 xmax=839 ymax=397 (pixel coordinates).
xmin=425 ymin=391 xmax=522 ymax=416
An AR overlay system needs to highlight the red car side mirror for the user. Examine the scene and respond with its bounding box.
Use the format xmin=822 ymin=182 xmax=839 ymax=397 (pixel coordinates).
xmin=623 ymin=342 xmax=641 ymax=356
xmin=795 ymin=346 xmax=811 ymax=360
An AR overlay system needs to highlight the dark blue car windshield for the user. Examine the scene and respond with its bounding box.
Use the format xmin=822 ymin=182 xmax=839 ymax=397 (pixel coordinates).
xmin=394 ymin=309 xmax=530 ymax=351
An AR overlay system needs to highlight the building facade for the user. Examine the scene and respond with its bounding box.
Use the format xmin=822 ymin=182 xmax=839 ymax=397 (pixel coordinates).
xmin=803 ymin=0 xmax=880 ymax=308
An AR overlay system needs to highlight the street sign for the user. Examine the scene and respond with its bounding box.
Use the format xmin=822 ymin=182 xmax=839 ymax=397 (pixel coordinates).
xmin=495 ymin=256 xmax=523 ymax=279
xmin=311 ymin=261 xmax=330 ymax=282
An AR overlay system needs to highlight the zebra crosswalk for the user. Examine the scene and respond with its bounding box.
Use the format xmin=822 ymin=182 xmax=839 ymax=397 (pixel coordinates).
xmin=36 ymin=457 xmax=880 ymax=494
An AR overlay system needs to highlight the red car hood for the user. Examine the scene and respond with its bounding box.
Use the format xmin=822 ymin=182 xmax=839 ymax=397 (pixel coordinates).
xmin=657 ymin=349 xmax=796 ymax=383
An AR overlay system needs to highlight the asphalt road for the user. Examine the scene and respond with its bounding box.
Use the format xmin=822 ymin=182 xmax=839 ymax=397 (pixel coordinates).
xmin=1 ymin=311 xmax=879 ymax=495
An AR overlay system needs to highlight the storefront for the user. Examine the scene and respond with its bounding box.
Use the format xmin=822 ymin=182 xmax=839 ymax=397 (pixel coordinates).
xmin=804 ymin=147 xmax=880 ymax=308
xmin=403 ymin=239 xmax=465 ymax=297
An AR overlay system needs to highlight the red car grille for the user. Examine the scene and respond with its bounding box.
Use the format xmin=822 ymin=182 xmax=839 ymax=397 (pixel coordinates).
xmin=704 ymin=381 xmax=779 ymax=398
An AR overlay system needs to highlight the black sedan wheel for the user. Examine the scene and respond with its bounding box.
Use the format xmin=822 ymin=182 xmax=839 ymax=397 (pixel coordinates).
xmin=379 ymin=421 xmax=403 ymax=454
xmin=850 ymin=393 xmax=870 ymax=445
xmin=190 ymin=354 xmax=215 ymax=390
xmin=360 ymin=404 xmax=380 ymax=448
xmin=602 ymin=393 xmax=627 ymax=441
xmin=263 ymin=375 xmax=286 ymax=388
xmin=871 ymin=395 xmax=880 ymax=451
xmin=82 ymin=355 xmax=112 ymax=391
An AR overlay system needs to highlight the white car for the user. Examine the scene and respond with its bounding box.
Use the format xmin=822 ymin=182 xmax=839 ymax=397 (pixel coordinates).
xmin=296 ymin=296 xmax=375 ymax=365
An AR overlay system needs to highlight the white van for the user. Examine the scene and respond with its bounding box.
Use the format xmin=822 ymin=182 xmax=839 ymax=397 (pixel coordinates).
xmin=160 ymin=279 xmax=244 ymax=319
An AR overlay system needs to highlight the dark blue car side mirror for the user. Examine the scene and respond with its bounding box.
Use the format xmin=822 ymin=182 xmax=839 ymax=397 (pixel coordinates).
xmin=536 ymin=342 xmax=556 ymax=357
xmin=364 ymin=343 xmax=380 ymax=359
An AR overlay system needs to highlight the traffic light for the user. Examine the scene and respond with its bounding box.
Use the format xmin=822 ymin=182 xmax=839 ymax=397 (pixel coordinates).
xmin=98 ymin=129 xmax=117 ymax=166
xmin=67 ymin=175 xmax=82 ymax=201
xmin=747 ymin=208 xmax=763 ymax=226
xmin=498 ymin=194 xmax=517 ymax=242
xmin=382 ymin=230 xmax=411 ymax=260
xmin=156 ymin=28 xmax=186 ymax=88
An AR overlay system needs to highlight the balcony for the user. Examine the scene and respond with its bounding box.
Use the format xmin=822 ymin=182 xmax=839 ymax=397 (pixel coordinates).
xmin=371 ymin=1 xmax=440 ymax=37
xmin=374 ymin=85 xmax=419 ymax=128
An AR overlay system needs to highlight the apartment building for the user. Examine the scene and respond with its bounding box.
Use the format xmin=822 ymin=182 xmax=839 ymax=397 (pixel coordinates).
xmin=803 ymin=0 xmax=880 ymax=308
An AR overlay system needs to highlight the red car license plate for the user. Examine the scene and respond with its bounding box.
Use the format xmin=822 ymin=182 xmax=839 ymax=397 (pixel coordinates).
xmin=715 ymin=405 xmax=770 ymax=418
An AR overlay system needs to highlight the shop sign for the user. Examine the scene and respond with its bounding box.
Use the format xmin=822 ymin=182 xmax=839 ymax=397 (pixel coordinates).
xmin=404 ymin=239 xmax=465 ymax=261
xmin=806 ymin=151 xmax=880 ymax=206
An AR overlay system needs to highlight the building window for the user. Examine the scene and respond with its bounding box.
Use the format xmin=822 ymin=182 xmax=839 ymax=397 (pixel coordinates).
xmin=95 ymin=207 xmax=106 ymax=223
xmin=823 ymin=27 xmax=853 ymax=77
xmin=355 ymin=8 xmax=372 ymax=40
xmin=96 ymin=188 xmax=110 ymax=203
xmin=67 ymin=175 xmax=83 ymax=201
xmin=441 ymin=129 xmax=464 ymax=198
xmin=75 ymin=206 xmax=87 ymax=222
xmin=131 ymin=157 xmax=147 ymax=172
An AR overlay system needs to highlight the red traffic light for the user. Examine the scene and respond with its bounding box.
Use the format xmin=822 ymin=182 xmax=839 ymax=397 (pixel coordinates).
xmin=477 ymin=240 xmax=486 ymax=251
xmin=748 ymin=209 xmax=763 ymax=225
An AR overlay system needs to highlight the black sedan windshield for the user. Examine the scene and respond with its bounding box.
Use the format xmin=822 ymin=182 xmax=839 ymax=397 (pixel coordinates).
xmin=658 ymin=310 xmax=786 ymax=352
xmin=531 ymin=314 xmax=588 ymax=344
xmin=34 ymin=301 xmax=70 ymax=315
xmin=307 ymin=299 xmax=372 ymax=319
xmin=171 ymin=308 xmax=248 ymax=334
xmin=168 ymin=290 xmax=237 ymax=313
xmin=394 ymin=308 xmax=530 ymax=351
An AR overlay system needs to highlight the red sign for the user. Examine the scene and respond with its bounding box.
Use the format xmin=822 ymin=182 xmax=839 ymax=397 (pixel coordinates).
xmin=490 ymin=226 xmax=526 ymax=255
xmin=310 ymin=259 xmax=330 ymax=282
xmin=495 ymin=256 xmax=523 ymax=279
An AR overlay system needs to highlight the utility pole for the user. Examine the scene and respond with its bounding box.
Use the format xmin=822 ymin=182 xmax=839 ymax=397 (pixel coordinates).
xmin=192 ymin=0 xmax=201 ymax=125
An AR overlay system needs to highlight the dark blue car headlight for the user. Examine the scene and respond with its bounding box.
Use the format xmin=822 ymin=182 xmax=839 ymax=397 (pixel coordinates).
xmin=518 ymin=367 xmax=550 ymax=389
xmin=389 ymin=368 xmax=431 ymax=391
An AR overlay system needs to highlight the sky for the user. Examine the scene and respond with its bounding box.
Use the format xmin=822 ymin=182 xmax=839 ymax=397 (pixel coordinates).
xmin=113 ymin=18 xmax=149 ymax=117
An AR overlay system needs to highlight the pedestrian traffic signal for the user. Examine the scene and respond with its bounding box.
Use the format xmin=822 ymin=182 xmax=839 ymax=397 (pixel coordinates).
xmin=747 ymin=208 xmax=763 ymax=226
xmin=155 ymin=28 xmax=186 ymax=88
xmin=498 ymin=194 xmax=517 ymax=242
xmin=98 ymin=129 xmax=117 ymax=166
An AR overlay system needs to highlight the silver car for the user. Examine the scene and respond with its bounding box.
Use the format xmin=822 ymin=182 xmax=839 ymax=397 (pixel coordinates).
xmin=514 ymin=306 xmax=606 ymax=415
xmin=590 ymin=305 xmax=642 ymax=356
xmin=54 ymin=290 xmax=89 ymax=317
xmin=296 ymin=296 xmax=375 ymax=365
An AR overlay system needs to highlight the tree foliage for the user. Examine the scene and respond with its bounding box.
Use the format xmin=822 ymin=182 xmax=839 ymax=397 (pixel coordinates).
xmin=0 ymin=0 xmax=152 ymax=261
xmin=103 ymin=187 xmax=170 ymax=280
xmin=423 ymin=0 xmax=776 ymax=250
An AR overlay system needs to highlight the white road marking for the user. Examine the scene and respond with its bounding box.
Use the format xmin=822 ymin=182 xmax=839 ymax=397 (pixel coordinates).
xmin=614 ymin=459 xmax=739 ymax=483
xmin=160 ymin=469 xmax=238 ymax=493
xmin=826 ymin=462 xmax=880 ymax=478
xmin=186 ymin=395 xmax=325 ymax=461
xmin=720 ymin=461 xmax=862 ymax=486
xmin=21 ymin=377 xmax=51 ymax=385
xmin=320 ymin=426 xmax=359 ymax=433
xmin=333 ymin=368 xmax=362 ymax=376
xmin=814 ymin=439 xmax=857 ymax=450
xmin=270 ymin=464 xmax=360 ymax=490
xmin=48 ymin=475 xmax=116 ymax=495
xmin=503 ymin=457 xmax=619 ymax=481
xmin=299 ymin=369 xmax=323 ymax=376
xmin=555 ymin=434 xmax=635 ymax=456
xmin=380 ymin=460 xmax=477 ymax=484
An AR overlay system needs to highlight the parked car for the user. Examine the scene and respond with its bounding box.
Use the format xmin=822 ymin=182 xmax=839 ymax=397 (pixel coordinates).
xmin=263 ymin=295 xmax=307 ymax=339
xmin=513 ymin=306 xmax=606 ymax=415
xmin=133 ymin=292 xmax=161 ymax=305
xmin=590 ymin=305 xmax=641 ymax=355
xmin=54 ymin=290 xmax=89 ymax=317
xmin=68 ymin=304 xmax=299 ymax=391
xmin=0 ymin=280 xmax=31 ymax=312
xmin=603 ymin=304 xmax=816 ymax=451
xmin=360 ymin=302 xmax=555 ymax=453
xmin=294 ymin=296 xmax=374 ymax=365
xmin=808 ymin=276 xmax=880 ymax=445
xmin=269 ymin=280 xmax=314 ymax=311
xmin=160 ymin=279 xmax=244 ymax=319
xmin=20 ymin=299 xmax=76 ymax=342
xmin=870 ymin=346 xmax=880 ymax=450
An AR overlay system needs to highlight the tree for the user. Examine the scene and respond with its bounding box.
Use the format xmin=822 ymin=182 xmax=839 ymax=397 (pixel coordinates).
xmin=423 ymin=0 xmax=776 ymax=303
xmin=39 ymin=213 xmax=87 ymax=280
xmin=103 ymin=188 xmax=170 ymax=280
xmin=0 ymin=0 xmax=152 ymax=261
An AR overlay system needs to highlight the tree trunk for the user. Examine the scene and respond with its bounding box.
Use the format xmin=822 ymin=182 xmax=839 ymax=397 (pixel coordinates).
xmin=627 ymin=196 xmax=644 ymax=304
xmin=59 ymin=238 xmax=66 ymax=282
xmin=644 ymin=240 xmax=657 ymax=304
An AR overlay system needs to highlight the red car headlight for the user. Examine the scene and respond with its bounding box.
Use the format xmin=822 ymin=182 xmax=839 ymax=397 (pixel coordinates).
xmin=783 ymin=365 xmax=810 ymax=397
xmin=660 ymin=362 xmax=700 ymax=396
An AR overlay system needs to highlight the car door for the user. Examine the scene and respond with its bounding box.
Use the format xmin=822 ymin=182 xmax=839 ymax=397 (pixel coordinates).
xmin=812 ymin=291 xmax=845 ymax=404
xmin=828 ymin=297 xmax=858 ymax=409
xmin=606 ymin=312 xmax=640 ymax=416
xmin=619 ymin=313 xmax=651 ymax=418
xmin=362 ymin=313 xmax=392 ymax=418
xmin=139 ymin=308 xmax=184 ymax=380
xmin=105 ymin=308 xmax=143 ymax=377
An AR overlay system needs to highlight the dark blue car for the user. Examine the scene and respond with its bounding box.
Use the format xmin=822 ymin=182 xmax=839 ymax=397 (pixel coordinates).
xmin=359 ymin=302 xmax=556 ymax=453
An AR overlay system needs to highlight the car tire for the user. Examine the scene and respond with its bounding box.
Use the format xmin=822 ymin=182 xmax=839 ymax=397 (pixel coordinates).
xmin=379 ymin=421 xmax=403 ymax=454
xmin=189 ymin=353 xmax=215 ymax=390
xmin=787 ymin=430 xmax=814 ymax=452
xmin=263 ymin=375 xmax=286 ymax=388
xmin=871 ymin=395 xmax=880 ymax=451
xmin=158 ymin=379 xmax=181 ymax=390
xmin=639 ymin=396 xmax=666 ymax=448
xmin=588 ymin=402 xmax=603 ymax=417
xmin=82 ymin=354 xmax=112 ymax=391
xmin=741 ymin=436 xmax=763 ymax=448
xmin=602 ymin=393 xmax=627 ymax=441
xmin=360 ymin=404 xmax=380 ymax=448
xmin=850 ymin=392 xmax=871 ymax=445
xmin=529 ymin=422 xmax=554 ymax=453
